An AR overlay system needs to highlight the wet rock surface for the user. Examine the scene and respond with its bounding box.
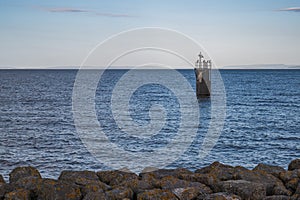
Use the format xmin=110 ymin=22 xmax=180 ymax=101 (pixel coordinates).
xmin=0 ymin=159 xmax=299 ymax=200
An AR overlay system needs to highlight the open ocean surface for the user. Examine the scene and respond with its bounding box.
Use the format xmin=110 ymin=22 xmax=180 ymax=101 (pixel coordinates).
xmin=0 ymin=69 xmax=299 ymax=180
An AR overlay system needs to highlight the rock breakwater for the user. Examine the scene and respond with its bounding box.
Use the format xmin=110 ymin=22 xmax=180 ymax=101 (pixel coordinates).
xmin=0 ymin=159 xmax=299 ymax=200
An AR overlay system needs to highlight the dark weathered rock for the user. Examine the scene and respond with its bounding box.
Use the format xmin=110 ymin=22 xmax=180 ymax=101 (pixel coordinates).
xmin=253 ymin=163 xmax=286 ymax=178
xmin=9 ymin=166 xmax=41 ymax=183
xmin=193 ymin=163 xmax=250 ymax=193
xmin=209 ymin=167 xmax=236 ymax=181
xmin=83 ymin=191 xmax=107 ymax=200
xmin=14 ymin=176 xmax=42 ymax=192
xmin=59 ymin=170 xmax=99 ymax=182
xmin=140 ymin=168 xmax=193 ymax=179
xmin=185 ymin=164 xmax=289 ymax=196
xmin=195 ymin=162 xmax=234 ymax=174
xmin=160 ymin=175 xmax=212 ymax=194
xmin=291 ymin=194 xmax=300 ymax=200
xmin=288 ymin=159 xmax=300 ymax=171
xmin=35 ymin=178 xmax=81 ymax=200
xmin=263 ymin=195 xmax=290 ymax=200
xmin=4 ymin=188 xmax=32 ymax=200
xmin=1 ymin=163 xmax=299 ymax=200
xmin=0 ymin=175 xmax=5 ymax=184
xmin=120 ymin=178 xmax=155 ymax=194
xmin=161 ymin=176 xmax=212 ymax=199
xmin=58 ymin=170 xmax=110 ymax=196
xmin=179 ymin=172 xmax=220 ymax=192
xmin=172 ymin=187 xmax=204 ymax=200
xmin=80 ymin=181 xmax=107 ymax=196
xmin=105 ymin=186 xmax=133 ymax=200
xmin=97 ymin=170 xmax=138 ymax=186
xmin=233 ymin=168 xmax=290 ymax=196
xmin=218 ymin=180 xmax=266 ymax=200
xmin=279 ymin=169 xmax=300 ymax=192
xmin=140 ymin=173 xmax=161 ymax=188
xmin=285 ymin=178 xmax=299 ymax=192
xmin=279 ymin=169 xmax=300 ymax=183
xmin=272 ymin=185 xmax=292 ymax=196
xmin=0 ymin=184 xmax=14 ymax=199
xmin=295 ymin=182 xmax=300 ymax=194
xmin=198 ymin=192 xmax=242 ymax=200
xmin=137 ymin=189 xmax=178 ymax=200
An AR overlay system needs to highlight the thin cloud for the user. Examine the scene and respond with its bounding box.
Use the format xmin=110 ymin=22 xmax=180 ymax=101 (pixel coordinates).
xmin=277 ymin=7 xmax=300 ymax=12
xmin=34 ymin=6 xmax=88 ymax=13
xmin=34 ymin=6 xmax=136 ymax=18
xmin=47 ymin=8 xmax=88 ymax=13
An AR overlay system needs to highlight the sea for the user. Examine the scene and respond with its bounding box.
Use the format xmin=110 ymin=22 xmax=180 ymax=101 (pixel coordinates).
xmin=0 ymin=69 xmax=299 ymax=180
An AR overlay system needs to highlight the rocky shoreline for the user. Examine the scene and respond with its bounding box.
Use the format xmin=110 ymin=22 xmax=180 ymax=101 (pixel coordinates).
xmin=0 ymin=159 xmax=299 ymax=200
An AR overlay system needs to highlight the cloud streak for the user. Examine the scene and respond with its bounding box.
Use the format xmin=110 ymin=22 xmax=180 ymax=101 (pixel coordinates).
xmin=277 ymin=7 xmax=300 ymax=12
xmin=47 ymin=8 xmax=88 ymax=13
xmin=35 ymin=6 xmax=135 ymax=18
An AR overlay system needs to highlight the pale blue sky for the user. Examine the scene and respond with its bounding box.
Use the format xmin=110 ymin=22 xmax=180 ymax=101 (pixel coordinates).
xmin=0 ymin=0 xmax=299 ymax=68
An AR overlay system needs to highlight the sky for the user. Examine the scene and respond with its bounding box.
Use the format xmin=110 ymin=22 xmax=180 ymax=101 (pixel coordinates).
xmin=0 ymin=0 xmax=300 ymax=68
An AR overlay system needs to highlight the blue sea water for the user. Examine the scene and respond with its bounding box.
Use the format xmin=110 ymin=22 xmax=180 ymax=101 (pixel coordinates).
xmin=0 ymin=69 xmax=299 ymax=180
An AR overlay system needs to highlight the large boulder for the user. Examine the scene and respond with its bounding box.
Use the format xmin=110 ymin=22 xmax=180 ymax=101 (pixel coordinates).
xmin=4 ymin=188 xmax=32 ymax=200
xmin=9 ymin=166 xmax=41 ymax=183
xmin=0 ymin=175 xmax=5 ymax=184
xmin=288 ymin=159 xmax=300 ymax=171
xmin=139 ymin=173 xmax=161 ymax=188
xmin=279 ymin=169 xmax=300 ymax=183
xmin=105 ymin=186 xmax=133 ymax=200
xmin=279 ymin=169 xmax=300 ymax=192
xmin=192 ymin=163 xmax=289 ymax=196
xmin=58 ymin=170 xmax=99 ymax=183
xmin=119 ymin=178 xmax=155 ymax=194
xmin=291 ymin=194 xmax=300 ymax=200
xmin=233 ymin=168 xmax=290 ymax=196
xmin=198 ymin=192 xmax=242 ymax=200
xmin=181 ymin=165 xmax=249 ymax=193
xmin=97 ymin=170 xmax=138 ymax=186
xmin=80 ymin=181 xmax=109 ymax=196
xmin=172 ymin=187 xmax=205 ymax=200
xmin=0 ymin=184 xmax=14 ymax=199
xmin=253 ymin=163 xmax=285 ymax=178
xmin=140 ymin=168 xmax=193 ymax=179
xmin=0 ymin=175 xmax=9 ymax=199
xmin=83 ymin=191 xmax=107 ymax=200
xmin=179 ymin=172 xmax=220 ymax=192
xmin=263 ymin=196 xmax=290 ymax=200
xmin=290 ymin=182 xmax=300 ymax=200
xmin=13 ymin=176 xmax=42 ymax=194
xmin=160 ymin=175 xmax=212 ymax=194
xmin=35 ymin=178 xmax=81 ymax=200
xmin=218 ymin=180 xmax=266 ymax=200
xmin=195 ymin=162 xmax=234 ymax=174
xmin=295 ymin=182 xmax=300 ymax=194
xmin=58 ymin=170 xmax=110 ymax=195
xmin=285 ymin=178 xmax=299 ymax=192
xmin=2 ymin=179 xmax=39 ymax=199
xmin=137 ymin=189 xmax=178 ymax=200
xmin=194 ymin=163 xmax=249 ymax=192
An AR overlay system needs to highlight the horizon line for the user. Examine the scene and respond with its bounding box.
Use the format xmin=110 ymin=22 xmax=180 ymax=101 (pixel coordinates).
xmin=1 ymin=63 xmax=300 ymax=70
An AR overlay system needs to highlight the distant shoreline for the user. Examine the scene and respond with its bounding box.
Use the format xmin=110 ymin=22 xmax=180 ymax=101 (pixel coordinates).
xmin=1 ymin=64 xmax=300 ymax=70
xmin=0 ymin=68 xmax=300 ymax=70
